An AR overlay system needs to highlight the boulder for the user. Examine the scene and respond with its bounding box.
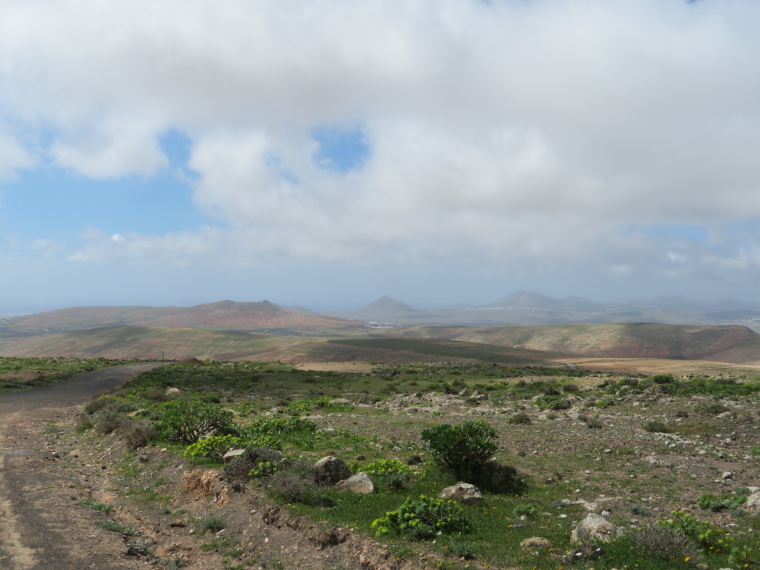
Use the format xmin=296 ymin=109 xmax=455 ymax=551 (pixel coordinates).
xmin=336 ymin=472 xmax=374 ymax=494
xmin=439 ymin=482 xmax=483 ymax=504
xmin=520 ymin=537 xmax=551 ymax=549
xmin=222 ymin=448 xmax=246 ymax=464
xmin=745 ymin=492 xmax=760 ymax=513
xmin=314 ymin=456 xmax=349 ymax=484
xmin=571 ymin=513 xmax=622 ymax=543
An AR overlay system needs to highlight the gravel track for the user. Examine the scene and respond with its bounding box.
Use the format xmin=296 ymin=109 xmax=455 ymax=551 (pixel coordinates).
xmin=0 ymin=363 xmax=164 ymax=570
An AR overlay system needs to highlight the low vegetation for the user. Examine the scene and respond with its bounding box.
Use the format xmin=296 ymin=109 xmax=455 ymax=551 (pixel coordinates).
xmin=63 ymin=359 xmax=760 ymax=568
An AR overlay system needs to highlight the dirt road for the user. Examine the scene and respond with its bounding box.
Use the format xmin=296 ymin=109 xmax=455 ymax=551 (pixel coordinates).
xmin=0 ymin=363 xmax=164 ymax=570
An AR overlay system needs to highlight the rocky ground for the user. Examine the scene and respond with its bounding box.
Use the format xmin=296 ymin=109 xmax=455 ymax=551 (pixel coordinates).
xmin=1 ymin=365 xmax=759 ymax=569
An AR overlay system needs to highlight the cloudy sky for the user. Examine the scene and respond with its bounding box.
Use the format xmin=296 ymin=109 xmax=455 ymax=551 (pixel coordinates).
xmin=1 ymin=0 xmax=760 ymax=313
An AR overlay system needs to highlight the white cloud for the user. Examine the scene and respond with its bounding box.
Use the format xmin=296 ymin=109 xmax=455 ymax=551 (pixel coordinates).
xmin=3 ymin=0 xmax=760 ymax=291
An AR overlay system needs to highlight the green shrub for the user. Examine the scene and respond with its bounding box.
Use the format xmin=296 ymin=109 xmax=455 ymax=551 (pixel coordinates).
xmin=93 ymin=409 xmax=129 ymax=434
xmin=362 ymin=459 xmax=415 ymax=490
xmin=184 ymin=435 xmax=247 ymax=461
xmin=119 ymin=420 xmax=157 ymax=450
xmin=696 ymin=402 xmax=730 ymax=416
xmin=644 ymin=420 xmax=671 ymax=433
xmin=633 ymin=526 xmax=703 ymax=566
xmin=513 ymin=503 xmax=540 ymax=518
xmin=652 ymin=374 xmax=675 ymax=384
xmin=371 ymin=495 xmax=471 ymax=540
xmin=155 ymin=399 xmax=234 ymax=444
xmin=696 ymin=493 xmax=746 ymax=512
xmin=657 ymin=510 xmax=734 ymax=550
xmin=224 ymin=447 xmax=287 ymax=482
xmin=469 ymin=459 xmax=524 ymax=494
xmin=508 ymin=412 xmax=531 ymax=425
xmin=198 ymin=515 xmax=226 ymax=534
xmin=421 ymin=420 xmax=497 ymax=479
xmin=92 ymin=520 xmax=140 ymax=536
xmin=79 ymin=499 xmax=114 ymax=513
xmin=242 ymin=417 xmax=319 ymax=446
xmin=267 ymin=460 xmax=334 ymax=507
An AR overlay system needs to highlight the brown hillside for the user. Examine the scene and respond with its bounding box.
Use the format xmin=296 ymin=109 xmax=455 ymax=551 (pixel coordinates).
xmin=393 ymin=323 xmax=760 ymax=363
xmin=3 ymin=301 xmax=358 ymax=333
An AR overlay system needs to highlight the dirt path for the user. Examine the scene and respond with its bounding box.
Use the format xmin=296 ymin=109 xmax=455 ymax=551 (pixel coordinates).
xmin=0 ymin=363 xmax=164 ymax=570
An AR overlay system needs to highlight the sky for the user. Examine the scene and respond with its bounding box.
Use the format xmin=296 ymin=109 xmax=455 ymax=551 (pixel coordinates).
xmin=2 ymin=0 xmax=760 ymax=314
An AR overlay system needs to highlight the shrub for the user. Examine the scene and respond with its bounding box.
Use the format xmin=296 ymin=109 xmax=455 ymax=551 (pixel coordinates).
xmin=267 ymin=460 xmax=334 ymax=507
xmin=224 ymin=448 xmax=287 ymax=482
xmin=119 ymin=420 xmax=157 ymax=450
xmin=92 ymin=520 xmax=140 ymax=536
xmin=242 ymin=417 xmax=320 ymax=447
xmin=184 ymin=435 xmax=248 ymax=462
xmin=421 ymin=420 xmax=497 ymax=479
xmin=92 ymin=410 xmax=129 ymax=434
xmin=508 ymin=413 xmax=532 ymax=425
xmin=644 ymin=420 xmax=671 ymax=433
xmin=563 ymin=383 xmax=580 ymax=392
xmin=652 ymin=374 xmax=675 ymax=384
xmin=362 ymin=459 xmax=415 ymax=490
xmin=155 ymin=399 xmax=234 ymax=444
xmin=469 ymin=459 xmax=525 ymax=494
xmin=198 ymin=515 xmax=226 ymax=534
xmin=585 ymin=417 xmax=604 ymax=429
xmin=696 ymin=493 xmax=746 ymax=512
xmin=633 ymin=526 xmax=703 ymax=566
xmin=551 ymin=398 xmax=571 ymax=410
xmin=513 ymin=503 xmax=540 ymax=518
xmin=657 ymin=510 xmax=734 ymax=550
xmin=371 ymin=495 xmax=471 ymax=540
xmin=696 ymin=402 xmax=730 ymax=416
xmin=83 ymin=395 xmax=136 ymax=416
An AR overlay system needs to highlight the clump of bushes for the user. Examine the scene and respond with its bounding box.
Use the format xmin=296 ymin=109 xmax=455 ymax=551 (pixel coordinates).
xmin=361 ymin=459 xmax=415 ymax=490
xmin=696 ymin=493 xmax=747 ymax=512
xmin=184 ymin=435 xmax=249 ymax=461
xmin=421 ymin=420 xmax=497 ymax=479
xmin=224 ymin=447 xmax=287 ymax=482
xmin=508 ymin=412 xmax=532 ymax=425
xmin=371 ymin=495 xmax=471 ymax=540
xmin=155 ymin=399 xmax=235 ymax=443
xmin=644 ymin=420 xmax=672 ymax=433
xmin=633 ymin=526 xmax=703 ymax=567
xmin=422 ymin=420 xmax=523 ymax=493
xmin=267 ymin=459 xmax=334 ymax=507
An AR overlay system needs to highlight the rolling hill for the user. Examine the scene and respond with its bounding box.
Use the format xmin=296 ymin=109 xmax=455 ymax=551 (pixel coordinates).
xmin=391 ymin=323 xmax=760 ymax=364
xmin=1 ymin=300 xmax=360 ymax=334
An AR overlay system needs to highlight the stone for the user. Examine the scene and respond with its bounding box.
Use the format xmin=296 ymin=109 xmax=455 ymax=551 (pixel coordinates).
xmin=314 ymin=456 xmax=349 ymax=484
xmin=335 ymin=472 xmax=374 ymax=494
xmin=745 ymin=492 xmax=760 ymax=513
xmin=571 ymin=513 xmax=622 ymax=543
xmin=520 ymin=537 xmax=551 ymax=549
xmin=165 ymin=387 xmax=180 ymax=397
xmin=439 ymin=482 xmax=483 ymax=504
xmin=222 ymin=448 xmax=246 ymax=464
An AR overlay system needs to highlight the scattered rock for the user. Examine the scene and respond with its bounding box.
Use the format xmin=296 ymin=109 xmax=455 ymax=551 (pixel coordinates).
xmin=439 ymin=482 xmax=483 ymax=504
xmin=745 ymin=492 xmax=760 ymax=513
xmin=314 ymin=456 xmax=349 ymax=484
xmin=165 ymin=387 xmax=181 ymax=397
xmin=222 ymin=448 xmax=246 ymax=464
xmin=336 ymin=472 xmax=374 ymax=494
xmin=520 ymin=536 xmax=551 ymax=549
xmin=571 ymin=513 xmax=622 ymax=543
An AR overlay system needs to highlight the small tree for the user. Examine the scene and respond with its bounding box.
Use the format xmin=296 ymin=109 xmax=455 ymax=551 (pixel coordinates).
xmin=421 ymin=419 xmax=497 ymax=479
xmin=156 ymin=399 xmax=234 ymax=444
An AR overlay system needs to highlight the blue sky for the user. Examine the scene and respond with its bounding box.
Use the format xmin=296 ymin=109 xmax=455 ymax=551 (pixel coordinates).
xmin=2 ymin=0 xmax=760 ymax=314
